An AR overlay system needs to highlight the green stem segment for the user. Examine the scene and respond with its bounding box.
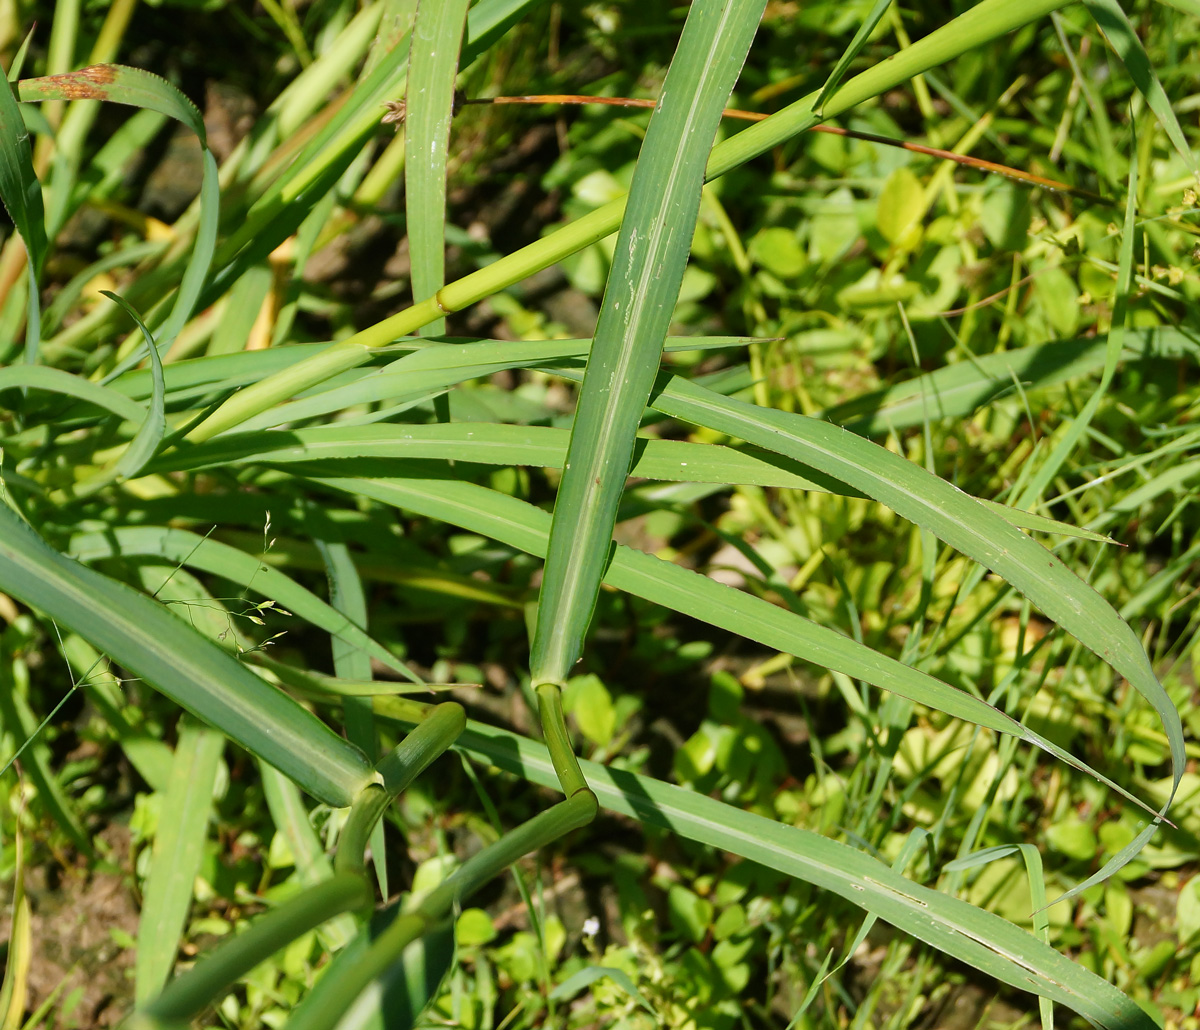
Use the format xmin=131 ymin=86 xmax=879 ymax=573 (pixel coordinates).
xmin=287 ymin=791 xmax=599 ymax=1030
xmin=336 ymin=702 xmax=466 ymax=880
xmin=535 ymin=681 xmax=592 ymax=802
xmin=334 ymin=783 xmax=390 ymax=884
xmin=137 ymin=872 xmax=371 ymax=1026
xmin=135 ymin=704 xmax=466 ymax=1027
xmin=184 ymin=0 xmax=1070 ymax=444
xmin=375 ymin=702 xmax=466 ymax=794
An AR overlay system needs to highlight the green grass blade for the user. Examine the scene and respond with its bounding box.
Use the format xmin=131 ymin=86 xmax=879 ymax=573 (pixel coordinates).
xmin=315 ymin=534 xmax=377 ymax=691
xmin=0 ymin=64 xmax=47 ymax=276
xmin=823 ymin=327 xmax=1199 ymax=435
xmin=312 ymin=525 xmax=389 ymax=897
xmin=135 ymin=720 xmax=224 ymax=998
xmin=65 ymin=525 xmax=418 ymax=683
xmin=0 ymin=503 xmax=374 ymax=807
xmin=1083 ymin=0 xmax=1198 ymax=175
xmin=6 ymin=28 xmax=34 ymax=81
xmin=405 ymin=0 xmax=470 ymax=336
xmin=162 ymin=437 xmax=1099 ymax=550
xmin=310 ymin=474 xmax=1155 ymax=817
xmin=136 ymin=722 xmax=224 ymax=1002
xmin=1020 ymin=844 xmax=1055 ymax=1030
xmin=530 ymin=0 xmax=768 ymax=685
xmin=154 ymin=423 xmax=847 ymax=494
xmin=156 ymin=426 xmax=1113 ymax=543
xmin=945 ymin=842 xmax=1054 ymax=1027
xmin=0 ymin=365 xmax=146 ymax=424
xmin=102 ymin=292 xmax=166 ymax=483
xmin=184 ymin=0 xmax=1072 ymax=443
xmin=260 ymin=764 xmax=358 ymax=951
xmin=975 ymin=500 xmax=1115 ymax=544
xmin=816 ymin=0 xmax=893 ymax=111
xmin=153 ymin=146 xmax=218 ymax=354
xmin=398 ymin=714 xmax=1155 ymax=1030
xmin=140 ymin=875 xmax=371 ymax=1027
xmin=0 ymin=657 xmax=92 ymax=855
xmin=647 ymin=375 xmax=1185 ymax=807
xmin=260 ymin=763 xmax=337 ymax=889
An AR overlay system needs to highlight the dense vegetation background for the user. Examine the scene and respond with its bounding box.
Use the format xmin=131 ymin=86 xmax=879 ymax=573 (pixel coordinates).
xmin=0 ymin=0 xmax=1198 ymax=1027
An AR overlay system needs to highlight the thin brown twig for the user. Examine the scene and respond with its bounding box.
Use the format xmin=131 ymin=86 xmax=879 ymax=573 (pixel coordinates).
xmin=934 ymin=273 xmax=1038 ymax=317
xmin=461 ymin=94 xmax=1110 ymax=205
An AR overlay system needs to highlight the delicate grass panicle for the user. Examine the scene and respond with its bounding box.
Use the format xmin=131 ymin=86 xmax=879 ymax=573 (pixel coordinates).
xmin=0 ymin=0 xmax=1193 ymax=1026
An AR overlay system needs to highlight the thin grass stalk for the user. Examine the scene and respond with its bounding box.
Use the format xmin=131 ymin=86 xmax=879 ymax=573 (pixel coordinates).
xmin=335 ymin=702 xmax=466 ymax=881
xmin=286 ymin=792 xmax=597 ymax=1030
xmin=184 ymin=0 xmax=1073 ymax=443
xmin=137 ymin=873 xmax=372 ymax=1026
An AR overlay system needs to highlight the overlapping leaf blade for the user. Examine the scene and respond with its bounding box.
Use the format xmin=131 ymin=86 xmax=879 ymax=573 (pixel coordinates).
xmin=136 ymin=723 xmax=224 ymax=1001
xmin=308 ymin=473 xmax=1156 ymax=817
xmin=646 ymin=374 xmax=1184 ymax=802
xmin=0 ymin=502 xmax=374 ymax=807
xmin=17 ymin=63 xmax=219 ymax=354
xmin=530 ymin=0 xmax=769 ymax=685
xmin=386 ymin=713 xmax=1155 ymax=1030
xmin=184 ymin=0 xmax=1078 ymax=442
xmin=405 ymin=0 xmax=470 ymax=336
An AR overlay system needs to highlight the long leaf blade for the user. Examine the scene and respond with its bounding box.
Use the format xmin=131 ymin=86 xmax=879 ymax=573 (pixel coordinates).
xmin=393 ymin=713 xmax=1154 ymax=1030
xmin=309 ymin=474 xmax=1155 ymax=817
xmin=0 ymin=502 xmax=374 ymax=807
xmin=0 ymin=65 xmax=46 ymax=274
xmin=648 ymin=375 xmax=1185 ymax=804
xmin=1083 ymin=0 xmax=1198 ymax=175
xmin=405 ymin=0 xmax=470 ymax=336
xmin=531 ymin=0 xmax=768 ymax=684
xmin=136 ymin=723 xmax=224 ymax=1002
xmin=187 ymin=0 xmax=1075 ymax=442
xmin=816 ymin=0 xmax=893 ymax=111
xmin=103 ymin=292 xmax=167 ymax=484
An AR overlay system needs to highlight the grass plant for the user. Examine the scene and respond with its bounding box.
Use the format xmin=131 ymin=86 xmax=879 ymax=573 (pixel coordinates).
xmin=0 ymin=0 xmax=1197 ymax=1027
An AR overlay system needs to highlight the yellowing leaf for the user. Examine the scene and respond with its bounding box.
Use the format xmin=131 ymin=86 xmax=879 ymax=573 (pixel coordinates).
xmin=876 ymin=166 xmax=925 ymax=247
